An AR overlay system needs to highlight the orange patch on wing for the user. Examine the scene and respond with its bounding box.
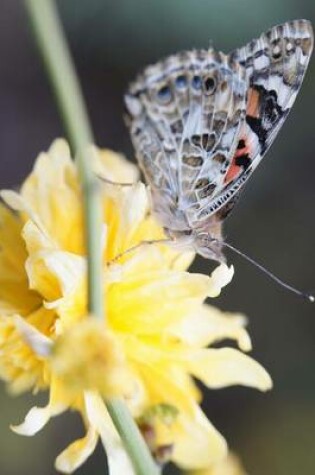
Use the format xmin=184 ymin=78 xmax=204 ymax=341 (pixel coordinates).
xmin=224 ymin=160 xmax=240 ymax=184
xmin=224 ymin=139 xmax=252 ymax=184
xmin=224 ymin=88 xmax=259 ymax=185
xmin=247 ymin=88 xmax=260 ymax=117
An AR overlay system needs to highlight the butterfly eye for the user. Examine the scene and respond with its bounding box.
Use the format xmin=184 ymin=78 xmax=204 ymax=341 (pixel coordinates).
xmin=175 ymin=75 xmax=187 ymax=89
xmin=192 ymin=75 xmax=202 ymax=90
xmin=204 ymin=76 xmax=216 ymax=95
xmin=156 ymin=85 xmax=172 ymax=105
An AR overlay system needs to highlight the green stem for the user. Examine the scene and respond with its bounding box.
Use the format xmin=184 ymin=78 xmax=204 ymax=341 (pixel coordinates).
xmin=25 ymin=0 xmax=103 ymax=319
xmin=107 ymin=399 xmax=161 ymax=475
xmin=24 ymin=1 xmax=160 ymax=474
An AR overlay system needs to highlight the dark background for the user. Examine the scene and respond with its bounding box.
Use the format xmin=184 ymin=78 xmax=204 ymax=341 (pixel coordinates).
xmin=0 ymin=1 xmax=315 ymax=474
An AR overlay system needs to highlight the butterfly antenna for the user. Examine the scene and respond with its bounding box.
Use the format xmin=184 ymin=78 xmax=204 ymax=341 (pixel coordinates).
xmin=217 ymin=240 xmax=314 ymax=303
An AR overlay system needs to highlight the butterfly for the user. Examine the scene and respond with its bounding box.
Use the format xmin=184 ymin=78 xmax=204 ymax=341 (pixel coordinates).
xmin=124 ymin=19 xmax=313 ymax=264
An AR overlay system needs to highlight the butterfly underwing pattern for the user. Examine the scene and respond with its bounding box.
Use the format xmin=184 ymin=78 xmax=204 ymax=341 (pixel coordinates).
xmin=124 ymin=20 xmax=313 ymax=263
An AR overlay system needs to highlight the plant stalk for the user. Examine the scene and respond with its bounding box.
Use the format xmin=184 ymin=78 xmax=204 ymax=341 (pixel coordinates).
xmin=107 ymin=399 xmax=161 ymax=475
xmin=25 ymin=0 xmax=103 ymax=320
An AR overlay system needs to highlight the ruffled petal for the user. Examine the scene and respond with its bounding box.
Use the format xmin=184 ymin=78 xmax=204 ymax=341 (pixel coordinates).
xmin=167 ymin=305 xmax=251 ymax=351
xmin=25 ymin=249 xmax=85 ymax=304
xmin=20 ymin=140 xmax=85 ymax=254
xmin=110 ymin=254 xmax=217 ymax=335
xmin=207 ymin=264 xmax=234 ymax=298
xmin=55 ymin=426 xmax=98 ymax=474
xmin=172 ymin=404 xmax=227 ymax=469
xmin=22 ymin=220 xmax=56 ymax=254
xmin=11 ymin=404 xmax=55 ymax=436
xmin=133 ymin=358 xmax=197 ymax=414
xmin=84 ymin=391 xmax=136 ymax=475
xmin=0 ymin=204 xmax=28 ymax=277
xmin=0 ymin=309 xmax=52 ymax=393
xmin=182 ymin=348 xmax=272 ymax=391
xmin=11 ymin=377 xmax=70 ymax=435
xmin=118 ymin=184 xmax=151 ymax=249
xmin=0 ymin=190 xmax=44 ymax=231
xmin=0 ymin=207 xmax=41 ymax=315
xmin=105 ymin=182 xmax=150 ymax=260
xmin=13 ymin=315 xmax=53 ymax=357
xmin=95 ymin=147 xmax=139 ymax=183
xmin=188 ymin=452 xmax=247 ymax=475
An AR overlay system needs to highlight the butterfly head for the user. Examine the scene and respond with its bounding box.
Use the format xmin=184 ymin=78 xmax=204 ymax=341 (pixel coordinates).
xmin=193 ymin=232 xmax=226 ymax=263
xmin=163 ymin=225 xmax=224 ymax=262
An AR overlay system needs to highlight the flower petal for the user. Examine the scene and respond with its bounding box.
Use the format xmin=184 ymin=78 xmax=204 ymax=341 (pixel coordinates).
xmin=182 ymin=348 xmax=272 ymax=391
xmin=11 ymin=378 xmax=69 ymax=435
xmin=109 ymin=261 xmax=216 ymax=335
xmin=105 ymin=182 xmax=150 ymax=259
xmin=25 ymin=249 xmax=85 ymax=304
xmin=11 ymin=404 xmax=54 ymax=436
xmin=0 ymin=204 xmax=28 ymax=276
xmin=188 ymin=452 xmax=247 ymax=475
xmin=13 ymin=315 xmax=53 ymax=357
xmin=55 ymin=426 xmax=98 ymax=474
xmin=167 ymin=305 xmax=252 ymax=351
xmin=84 ymin=391 xmax=136 ymax=475
xmin=172 ymin=404 xmax=227 ymax=469
xmin=19 ymin=139 xmax=86 ymax=254
xmin=207 ymin=264 xmax=234 ymax=298
xmin=0 ymin=190 xmax=43 ymax=229
xmin=95 ymin=147 xmax=139 ymax=183
xmin=22 ymin=220 xmax=56 ymax=254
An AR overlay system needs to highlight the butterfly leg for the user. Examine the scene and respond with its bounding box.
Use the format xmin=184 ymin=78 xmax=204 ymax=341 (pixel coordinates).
xmin=110 ymin=238 xmax=173 ymax=263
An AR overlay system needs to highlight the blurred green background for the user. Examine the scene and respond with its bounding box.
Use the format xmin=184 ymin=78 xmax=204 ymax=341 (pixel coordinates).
xmin=0 ymin=1 xmax=315 ymax=474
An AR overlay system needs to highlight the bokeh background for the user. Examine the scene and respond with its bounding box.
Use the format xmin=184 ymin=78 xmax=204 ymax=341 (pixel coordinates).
xmin=0 ymin=1 xmax=315 ymax=474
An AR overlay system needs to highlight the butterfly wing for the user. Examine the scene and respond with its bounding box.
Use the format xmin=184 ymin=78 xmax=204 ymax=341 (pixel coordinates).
xmin=125 ymin=50 xmax=247 ymax=232
xmin=193 ymin=19 xmax=313 ymax=226
xmin=125 ymin=20 xmax=313 ymax=235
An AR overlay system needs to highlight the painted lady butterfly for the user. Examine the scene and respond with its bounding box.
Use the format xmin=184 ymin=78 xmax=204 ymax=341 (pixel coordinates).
xmin=124 ymin=20 xmax=313 ymax=270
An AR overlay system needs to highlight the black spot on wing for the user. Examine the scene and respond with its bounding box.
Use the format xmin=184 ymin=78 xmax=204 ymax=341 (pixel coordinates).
xmin=237 ymin=139 xmax=246 ymax=149
xmin=246 ymin=85 xmax=287 ymax=154
xmin=246 ymin=115 xmax=267 ymax=152
xmin=235 ymin=153 xmax=251 ymax=169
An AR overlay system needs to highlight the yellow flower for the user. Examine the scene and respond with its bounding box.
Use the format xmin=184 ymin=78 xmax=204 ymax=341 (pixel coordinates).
xmin=0 ymin=139 xmax=272 ymax=474
xmin=186 ymin=453 xmax=247 ymax=475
